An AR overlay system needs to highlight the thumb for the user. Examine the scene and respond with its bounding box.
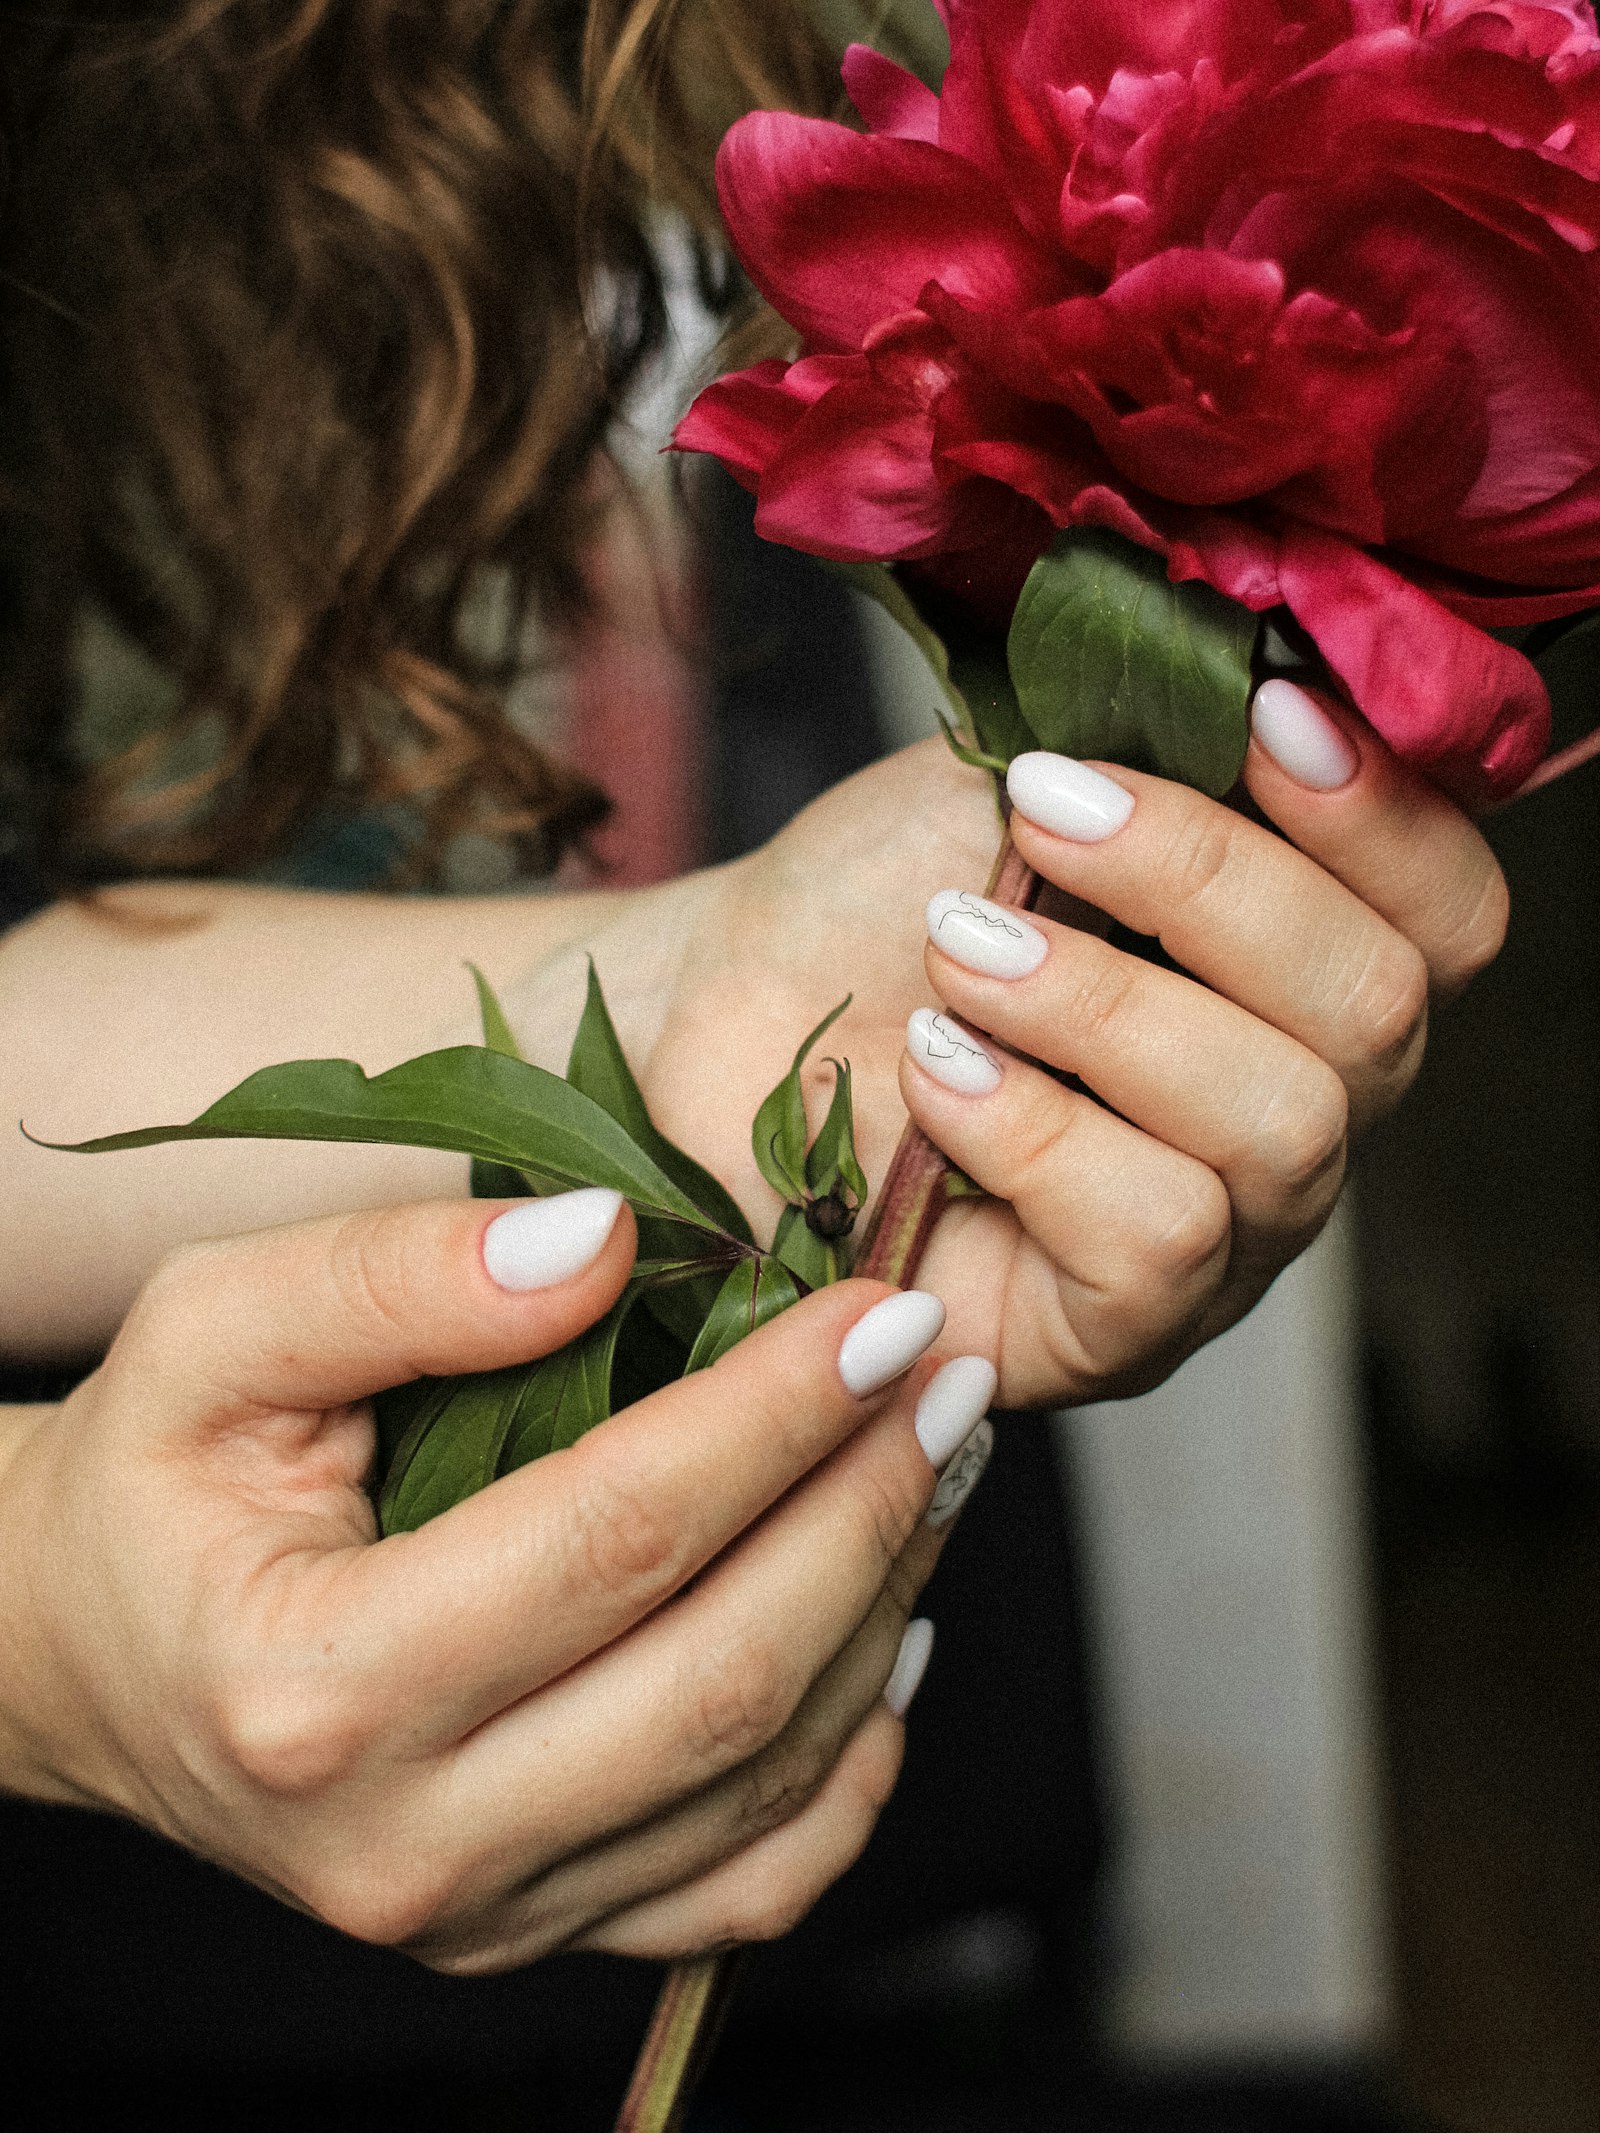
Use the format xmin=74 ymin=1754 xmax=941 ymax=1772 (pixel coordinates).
xmin=108 ymin=1191 xmax=637 ymax=1426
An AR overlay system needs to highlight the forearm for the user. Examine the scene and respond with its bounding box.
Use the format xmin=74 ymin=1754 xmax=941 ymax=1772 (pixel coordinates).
xmin=0 ymin=1401 xmax=69 ymax=1802
xmin=0 ymin=873 xmax=717 ymax=1361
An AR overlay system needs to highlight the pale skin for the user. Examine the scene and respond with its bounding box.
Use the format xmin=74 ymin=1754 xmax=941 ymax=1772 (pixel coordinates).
xmin=0 ymin=702 xmax=1508 ymax=1968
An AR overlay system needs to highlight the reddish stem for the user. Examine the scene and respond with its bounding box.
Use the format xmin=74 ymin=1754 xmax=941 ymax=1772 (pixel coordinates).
xmin=613 ymin=824 xmax=1040 ymax=2133
xmin=1497 ymin=720 xmax=1600 ymax=807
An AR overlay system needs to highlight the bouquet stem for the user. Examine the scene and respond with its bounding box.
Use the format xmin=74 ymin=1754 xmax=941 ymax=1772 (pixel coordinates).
xmin=613 ymin=823 xmax=1039 ymax=2133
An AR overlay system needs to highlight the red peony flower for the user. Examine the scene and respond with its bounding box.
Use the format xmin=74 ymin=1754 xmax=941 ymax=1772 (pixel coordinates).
xmin=675 ymin=0 xmax=1600 ymax=804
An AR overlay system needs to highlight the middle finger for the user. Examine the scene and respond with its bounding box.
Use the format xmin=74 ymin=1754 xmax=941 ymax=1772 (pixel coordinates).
xmin=1004 ymin=754 xmax=1431 ymax=1130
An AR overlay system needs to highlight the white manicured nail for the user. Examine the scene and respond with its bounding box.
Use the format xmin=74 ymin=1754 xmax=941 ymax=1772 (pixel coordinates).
xmin=1251 ymin=678 xmax=1359 ymax=790
xmin=928 ymin=1418 xmax=994 ymax=1529
xmin=915 ymin=1355 xmax=999 ymax=1468
xmin=482 ymin=1188 xmax=624 ymax=1291
xmin=906 ymin=1007 xmax=1001 ymax=1096
xmin=1007 ymin=751 xmax=1134 ymax=840
xmin=885 ymin=1618 xmax=935 ymax=1718
xmin=837 ymin=1289 xmax=946 ymax=1397
xmin=926 ymin=890 xmax=1047 ymax=979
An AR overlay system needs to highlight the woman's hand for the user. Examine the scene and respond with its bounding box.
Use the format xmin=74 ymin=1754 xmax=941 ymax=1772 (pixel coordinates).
xmin=0 ymin=1192 xmax=992 ymax=1970
xmin=636 ymin=685 xmax=1507 ymax=1407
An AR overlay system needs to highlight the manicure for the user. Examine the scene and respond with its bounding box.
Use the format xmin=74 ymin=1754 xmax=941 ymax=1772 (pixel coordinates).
xmin=885 ymin=1618 xmax=935 ymax=1718
xmin=926 ymin=889 xmax=1047 ymax=979
xmin=928 ymin=1419 xmax=995 ymax=1529
xmin=1251 ymin=678 xmax=1359 ymax=791
xmin=1007 ymin=751 xmax=1135 ymax=841
xmin=915 ymin=1355 xmax=998 ymax=1467
xmin=906 ymin=1007 xmax=1001 ymax=1096
xmin=482 ymin=1188 xmax=625 ymax=1291
xmin=838 ymin=1289 xmax=946 ymax=1397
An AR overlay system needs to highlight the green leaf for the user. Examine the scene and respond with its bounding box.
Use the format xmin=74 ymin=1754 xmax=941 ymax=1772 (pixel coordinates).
xmin=751 ymin=997 xmax=850 ymax=1203
xmin=379 ymin=1366 xmax=529 ymax=1534
xmin=772 ymin=1201 xmax=838 ymax=1290
xmin=947 ymin=645 xmax=1037 ymax=768
xmin=804 ymin=1058 xmax=867 ymax=1205
xmin=500 ymin=1293 xmax=634 ymax=1468
xmin=466 ymin=963 xmax=522 ymax=1058
xmin=566 ymin=960 xmax=753 ymax=1244
xmin=1008 ymin=529 xmax=1258 ymax=797
xmin=683 ymin=1254 xmax=802 ymax=1374
xmin=32 ymin=1047 xmax=722 ymax=1235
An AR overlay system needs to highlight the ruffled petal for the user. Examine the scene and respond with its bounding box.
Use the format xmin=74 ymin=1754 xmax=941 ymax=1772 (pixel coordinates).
xmin=715 ymin=114 xmax=1067 ymax=353
xmin=1276 ymin=529 xmax=1551 ymax=803
xmin=672 ymin=360 xmax=829 ymax=487
xmin=753 ymin=376 xmax=966 ymax=559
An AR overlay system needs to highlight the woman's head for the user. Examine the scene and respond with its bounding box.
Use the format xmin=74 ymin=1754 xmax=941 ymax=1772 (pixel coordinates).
xmin=0 ymin=0 xmax=843 ymax=885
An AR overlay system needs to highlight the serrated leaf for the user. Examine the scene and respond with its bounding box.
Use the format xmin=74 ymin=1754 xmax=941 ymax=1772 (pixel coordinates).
xmin=467 ymin=963 xmax=522 ymax=1058
xmin=683 ymin=1254 xmax=802 ymax=1374
xmin=772 ymin=1201 xmax=839 ymax=1290
xmin=751 ymin=997 xmax=850 ymax=1203
xmin=804 ymin=1058 xmax=867 ymax=1204
xmin=379 ymin=1366 xmax=528 ymax=1534
xmin=32 ymin=1048 xmax=725 ymax=1236
xmin=1008 ymin=529 xmax=1257 ymax=797
xmin=566 ymin=960 xmax=753 ymax=1244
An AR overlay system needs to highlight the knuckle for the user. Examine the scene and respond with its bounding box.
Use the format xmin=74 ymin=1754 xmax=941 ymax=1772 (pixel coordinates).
xmin=847 ymin=1460 xmax=925 ymax=1573
xmin=1140 ymin=1170 xmax=1233 ymax=1287
xmin=1062 ymin=951 xmax=1141 ymax=1046
xmin=1436 ymin=863 xmax=1510 ymax=991
xmin=1157 ymin=807 xmax=1238 ymax=911
xmin=684 ymin=1636 xmax=795 ymax=1769
xmin=737 ymin=1733 xmax=835 ymax=1840
xmin=1347 ymin=940 xmax=1430 ymax=1080
xmin=1258 ymin=1067 xmax=1349 ymax=1202
xmin=324 ymin=1209 xmax=424 ymax=1361
xmin=216 ymin=1671 xmax=370 ymax=1800
xmin=308 ymin=1855 xmax=453 ymax=1949
xmin=569 ymin=1463 xmax=683 ymax=1604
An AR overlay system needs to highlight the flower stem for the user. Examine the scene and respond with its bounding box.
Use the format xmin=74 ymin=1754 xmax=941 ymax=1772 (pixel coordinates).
xmin=613 ymin=824 xmax=1039 ymax=2133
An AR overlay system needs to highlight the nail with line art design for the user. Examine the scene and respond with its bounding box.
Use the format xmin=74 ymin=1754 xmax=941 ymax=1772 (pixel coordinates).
xmin=926 ymin=889 xmax=1048 ymax=979
xmin=906 ymin=1007 xmax=1002 ymax=1095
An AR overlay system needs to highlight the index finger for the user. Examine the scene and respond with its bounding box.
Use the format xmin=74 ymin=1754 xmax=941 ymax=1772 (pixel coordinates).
xmin=337 ymin=1281 xmax=950 ymax=1739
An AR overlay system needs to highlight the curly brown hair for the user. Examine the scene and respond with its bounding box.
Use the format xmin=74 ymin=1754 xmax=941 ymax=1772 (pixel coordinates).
xmin=0 ymin=0 xmax=846 ymax=888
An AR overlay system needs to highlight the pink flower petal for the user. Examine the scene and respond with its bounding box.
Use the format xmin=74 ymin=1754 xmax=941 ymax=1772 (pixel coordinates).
xmin=840 ymin=44 xmax=941 ymax=143
xmin=1276 ymin=528 xmax=1551 ymax=804
xmin=715 ymin=114 xmax=1066 ymax=354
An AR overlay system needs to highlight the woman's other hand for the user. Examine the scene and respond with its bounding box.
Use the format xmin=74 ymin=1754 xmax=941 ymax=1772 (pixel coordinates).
xmin=0 ymin=1193 xmax=989 ymax=1970
xmin=639 ymin=689 xmax=1506 ymax=1407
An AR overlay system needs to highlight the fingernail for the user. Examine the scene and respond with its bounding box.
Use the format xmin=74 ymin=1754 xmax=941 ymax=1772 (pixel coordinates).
xmin=915 ymin=1355 xmax=999 ymax=1468
xmin=482 ymin=1188 xmax=624 ymax=1291
xmin=928 ymin=1418 xmax=995 ymax=1529
xmin=907 ymin=1007 xmax=1002 ymax=1095
xmin=926 ymin=889 xmax=1048 ymax=979
xmin=838 ymin=1289 xmax=946 ymax=1398
xmin=1007 ymin=751 xmax=1135 ymax=841
xmin=1251 ymin=679 xmax=1359 ymax=791
xmin=885 ymin=1618 xmax=935 ymax=1718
